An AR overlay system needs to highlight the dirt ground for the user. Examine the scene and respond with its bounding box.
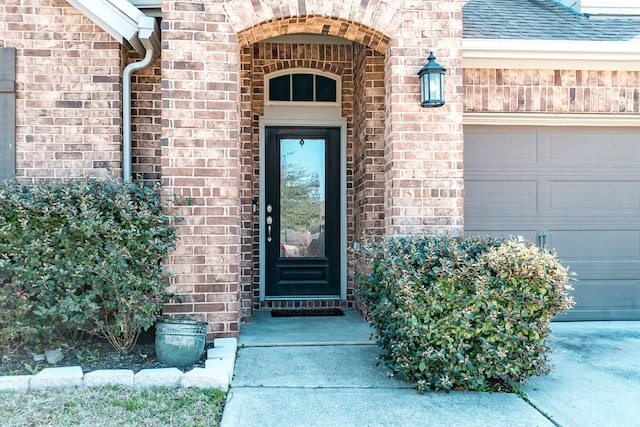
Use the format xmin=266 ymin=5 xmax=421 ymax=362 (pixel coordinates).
xmin=0 ymin=329 xmax=209 ymax=375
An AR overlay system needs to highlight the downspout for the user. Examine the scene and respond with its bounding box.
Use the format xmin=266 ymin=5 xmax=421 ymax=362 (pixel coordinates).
xmin=122 ymin=46 xmax=154 ymax=182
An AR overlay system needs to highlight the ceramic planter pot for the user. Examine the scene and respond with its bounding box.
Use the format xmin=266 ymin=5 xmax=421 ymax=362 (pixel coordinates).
xmin=155 ymin=319 xmax=208 ymax=367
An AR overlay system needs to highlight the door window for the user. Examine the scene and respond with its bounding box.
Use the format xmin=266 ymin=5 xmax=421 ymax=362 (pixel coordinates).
xmin=279 ymin=138 xmax=326 ymax=257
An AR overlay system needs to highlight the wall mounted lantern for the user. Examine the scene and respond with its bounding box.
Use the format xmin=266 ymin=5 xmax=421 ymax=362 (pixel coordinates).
xmin=418 ymin=52 xmax=446 ymax=108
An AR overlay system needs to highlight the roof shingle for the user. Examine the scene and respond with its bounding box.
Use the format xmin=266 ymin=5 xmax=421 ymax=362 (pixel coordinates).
xmin=463 ymin=0 xmax=640 ymax=41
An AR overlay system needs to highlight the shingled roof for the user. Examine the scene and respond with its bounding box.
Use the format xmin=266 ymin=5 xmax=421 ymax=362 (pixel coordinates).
xmin=463 ymin=0 xmax=640 ymax=41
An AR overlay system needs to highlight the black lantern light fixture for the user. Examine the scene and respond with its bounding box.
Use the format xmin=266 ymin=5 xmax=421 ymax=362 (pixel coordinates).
xmin=418 ymin=52 xmax=446 ymax=108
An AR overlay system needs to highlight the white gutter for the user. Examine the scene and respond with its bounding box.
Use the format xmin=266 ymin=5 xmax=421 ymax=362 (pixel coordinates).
xmin=66 ymin=0 xmax=159 ymax=56
xmin=67 ymin=0 xmax=160 ymax=181
xmin=463 ymin=38 xmax=640 ymax=71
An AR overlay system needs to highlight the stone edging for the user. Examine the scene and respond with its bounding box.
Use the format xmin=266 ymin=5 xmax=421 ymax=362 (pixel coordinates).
xmin=0 ymin=338 xmax=237 ymax=393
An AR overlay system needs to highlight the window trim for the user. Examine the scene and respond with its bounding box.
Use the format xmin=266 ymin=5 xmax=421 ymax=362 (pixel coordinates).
xmin=265 ymin=69 xmax=341 ymax=107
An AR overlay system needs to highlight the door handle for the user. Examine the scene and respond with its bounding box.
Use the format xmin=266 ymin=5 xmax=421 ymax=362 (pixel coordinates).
xmin=266 ymin=216 xmax=273 ymax=242
xmin=538 ymin=230 xmax=547 ymax=249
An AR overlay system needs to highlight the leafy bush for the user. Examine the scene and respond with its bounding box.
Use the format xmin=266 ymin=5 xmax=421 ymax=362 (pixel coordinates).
xmin=0 ymin=283 xmax=39 ymax=355
xmin=0 ymin=178 xmax=178 ymax=354
xmin=355 ymin=235 xmax=574 ymax=392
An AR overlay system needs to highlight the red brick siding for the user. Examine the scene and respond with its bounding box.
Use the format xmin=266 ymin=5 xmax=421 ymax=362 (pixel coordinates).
xmin=5 ymin=0 xmax=467 ymax=336
xmin=464 ymin=69 xmax=640 ymax=113
xmin=129 ymin=52 xmax=162 ymax=186
xmin=353 ymin=44 xmax=386 ymax=240
xmin=1 ymin=0 xmax=123 ymax=180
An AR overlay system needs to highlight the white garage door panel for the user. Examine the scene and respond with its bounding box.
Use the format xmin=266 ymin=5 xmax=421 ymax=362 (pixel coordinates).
xmin=463 ymin=229 xmax=539 ymax=243
xmin=572 ymin=282 xmax=640 ymax=311
xmin=465 ymin=130 xmax=538 ymax=164
xmin=550 ymin=181 xmax=640 ymax=211
xmin=574 ymin=283 xmax=640 ymax=307
xmin=568 ymin=261 xmax=640 ymax=280
xmin=465 ymin=125 xmax=640 ymax=321
xmin=549 ymin=230 xmax=640 ymax=260
xmin=465 ymin=181 xmax=538 ymax=212
xmin=549 ymin=131 xmax=640 ymax=162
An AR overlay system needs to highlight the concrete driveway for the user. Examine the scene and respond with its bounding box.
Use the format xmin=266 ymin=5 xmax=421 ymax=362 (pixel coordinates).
xmin=522 ymin=321 xmax=640 ymax=426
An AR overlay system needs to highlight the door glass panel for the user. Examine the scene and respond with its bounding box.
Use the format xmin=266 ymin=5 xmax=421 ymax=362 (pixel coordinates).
xmin=280 ymin=138 xmax=325 ymax=258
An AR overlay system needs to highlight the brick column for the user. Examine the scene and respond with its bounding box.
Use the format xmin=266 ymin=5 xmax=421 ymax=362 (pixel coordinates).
xmin=161 ymin=0 xmax=241 ymax=337
xmin=353 ymin=45 xmax=386 ymax=239
xmin=383 ymin=0 xmax=464 ymax=236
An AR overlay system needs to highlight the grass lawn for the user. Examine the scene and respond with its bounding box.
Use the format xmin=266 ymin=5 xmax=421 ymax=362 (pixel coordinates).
xmin=0 ymin=386 xmax=226 ymax=427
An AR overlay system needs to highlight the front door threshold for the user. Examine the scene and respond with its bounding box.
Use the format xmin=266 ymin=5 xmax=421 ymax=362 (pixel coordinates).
xmin=263 ymin=296 xmax=342 ymax=301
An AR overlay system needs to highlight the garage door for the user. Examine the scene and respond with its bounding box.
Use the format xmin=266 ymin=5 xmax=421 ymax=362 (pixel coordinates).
xmin=464 ymin=125 xmax=640 ymax=321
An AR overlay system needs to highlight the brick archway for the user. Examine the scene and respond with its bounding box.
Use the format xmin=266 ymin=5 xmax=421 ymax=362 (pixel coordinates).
xmin=236 ymin=15 xmax=391 ymax=54
xmin=160 ymin=0 xmax=464 ymax=334
xmin=259 ymin=60 xmax=347 ymax=77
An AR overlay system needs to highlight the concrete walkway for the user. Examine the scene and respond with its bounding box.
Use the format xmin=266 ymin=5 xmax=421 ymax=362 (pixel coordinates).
xmin=221 ymin=311 xmax=640 ymax=427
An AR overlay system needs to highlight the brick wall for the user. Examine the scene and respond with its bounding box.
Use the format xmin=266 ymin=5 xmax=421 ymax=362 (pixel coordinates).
xmin=0 ymin=0 xmax=123 ymax=180
xmin=4 ymin=0 xmax=467 ymax=335
xmin=129 ymin=52 xmax=162 ymax=186
xmin=238 ymin=45 xmax=254 ymax=323
xmin=382 ymin=1 xmax=464 ymax=236
xmin=353 ymin=44 xmax=386 ymax=240
xmin=464 ymin=68 xmax=640 ymax=113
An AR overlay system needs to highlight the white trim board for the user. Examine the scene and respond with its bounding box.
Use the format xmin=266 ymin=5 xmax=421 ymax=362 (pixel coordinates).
xmin=464 ymin=112 xmax=640 ymax=127
xmin=463 ymin=39 xmax=640 ymax=71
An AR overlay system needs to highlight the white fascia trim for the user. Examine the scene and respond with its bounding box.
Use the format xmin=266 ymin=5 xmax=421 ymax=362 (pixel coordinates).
xmin=464 ymin=112 xmax=640 ymax=127
xmin=581 ymin=0 xmax=640 ymax=15
xmin=128 ymin=0 xmax=161 ymax=7
xmin=463 ymin=38 xmax=640 ymax=71
xmin=66 ymin=0 xmax=160 ymax=57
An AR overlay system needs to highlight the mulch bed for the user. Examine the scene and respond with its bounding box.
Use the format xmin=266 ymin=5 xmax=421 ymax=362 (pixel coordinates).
xmin=0 ymin=329 xmax=210 ymax=376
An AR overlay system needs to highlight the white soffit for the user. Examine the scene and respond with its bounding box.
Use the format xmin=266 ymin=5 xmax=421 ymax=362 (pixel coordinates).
xmin=463 ymin=38 xmax=640 ymax=71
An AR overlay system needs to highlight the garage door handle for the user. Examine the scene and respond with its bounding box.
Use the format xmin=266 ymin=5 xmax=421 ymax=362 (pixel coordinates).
xmin=538 ymin=231 xmax=547 ymax=249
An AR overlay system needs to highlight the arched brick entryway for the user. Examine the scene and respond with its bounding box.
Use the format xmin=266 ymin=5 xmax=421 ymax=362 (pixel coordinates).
xmin=233 ymin=15 xmax=393 ymax=320
xmin=160 ymin=0 xmax=463 ymax=335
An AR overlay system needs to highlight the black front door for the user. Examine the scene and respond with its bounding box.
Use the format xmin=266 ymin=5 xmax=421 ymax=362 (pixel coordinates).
xmin=265 ymin=127 xmax=341 ymax=297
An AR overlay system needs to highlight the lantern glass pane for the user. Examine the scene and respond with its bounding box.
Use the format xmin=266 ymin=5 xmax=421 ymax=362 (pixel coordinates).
xmin=429 ymin=74 xmax=441 ymax=101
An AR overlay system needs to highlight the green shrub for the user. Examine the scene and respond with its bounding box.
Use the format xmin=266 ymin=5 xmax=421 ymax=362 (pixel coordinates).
xmin=355 ymin=235 xmax=574 ymax=392
xmin=0 ymin=178 xmax=178 ymax=354
xmin=0 ymin=283 xmax=39 ymax=355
